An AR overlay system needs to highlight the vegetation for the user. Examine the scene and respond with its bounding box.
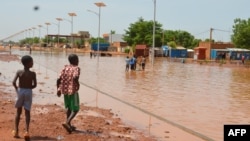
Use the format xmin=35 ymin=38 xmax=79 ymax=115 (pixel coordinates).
xmin=163 ymin=30 xmax=196 ymax=48
xmin=123 ymin=17 xmax=200 ymax=48
xmin=231 ymin=18 xmax=250 ymax=49
xmin=123 ymin=17 xmax=163 ymax=47
xmin=88 ymin=37 xmax=108 ymax=44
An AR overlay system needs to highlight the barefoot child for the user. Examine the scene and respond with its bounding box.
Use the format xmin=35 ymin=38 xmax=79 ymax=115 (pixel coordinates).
xmin=57 ymin=54 xmax=80 ymax=133
xmin=12 ymin=55 xmax=37 ymax=139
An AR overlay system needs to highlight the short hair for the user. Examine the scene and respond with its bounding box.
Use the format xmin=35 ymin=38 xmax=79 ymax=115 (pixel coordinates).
xmin=68 ymin=54 xmax=78 ymax=64
xmin=21 ymin=55 xmax=33 ymax=66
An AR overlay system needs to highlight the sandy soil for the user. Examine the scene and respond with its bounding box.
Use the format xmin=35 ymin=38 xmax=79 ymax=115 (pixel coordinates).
xmin=0 ymin=53 xmax=156 ymax=141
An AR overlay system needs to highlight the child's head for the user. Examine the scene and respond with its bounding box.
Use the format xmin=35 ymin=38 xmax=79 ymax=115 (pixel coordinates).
xmin=21 ymin=55 xmax=33 ymax=68
xmin=68 ymin=54 xmax=79 ymax=65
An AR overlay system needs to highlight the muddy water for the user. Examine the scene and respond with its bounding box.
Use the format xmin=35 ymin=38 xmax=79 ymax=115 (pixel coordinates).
xmin=8 ymin=49 xmax=250 ymax=140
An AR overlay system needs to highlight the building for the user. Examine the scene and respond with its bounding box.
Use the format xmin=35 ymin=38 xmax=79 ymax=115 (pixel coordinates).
xmin=135 ymin=44 xmax=149 ymax=57
xmin=103 ymin=33 xmax=127 ymax=52
xmin=47 ymin=31 xmax=90 ymax=48
xmin=198 ymin=42 xmax=234 ymax=60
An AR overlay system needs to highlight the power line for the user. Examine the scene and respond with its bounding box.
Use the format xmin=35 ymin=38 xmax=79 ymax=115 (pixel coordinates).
xmin=194 ymin=30 xmax=210 ymax=36
xmin=211 ymin=28 xmax=232 ymax=33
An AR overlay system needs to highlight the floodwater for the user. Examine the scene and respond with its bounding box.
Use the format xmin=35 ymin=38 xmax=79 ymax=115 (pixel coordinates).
xmin=4 ymin=49 xmax=250 ymax=141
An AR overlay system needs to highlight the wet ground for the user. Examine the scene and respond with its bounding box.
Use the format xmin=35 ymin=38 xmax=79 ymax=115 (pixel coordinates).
xmin=0 ymin=53 xmax=157 ymax=141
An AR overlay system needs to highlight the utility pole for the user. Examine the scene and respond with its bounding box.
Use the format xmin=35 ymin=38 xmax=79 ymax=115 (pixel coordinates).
xmin=209 ymin=28 xmax=214 ymax=60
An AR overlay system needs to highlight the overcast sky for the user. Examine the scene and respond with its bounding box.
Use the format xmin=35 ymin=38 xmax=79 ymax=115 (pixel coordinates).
xmin=1 ymin=0 xmax=249 ymax=42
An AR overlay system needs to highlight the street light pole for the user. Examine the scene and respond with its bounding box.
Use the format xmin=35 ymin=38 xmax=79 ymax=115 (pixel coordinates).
xmin=152 ymin=0 xmax=156 ymax=66
xmin=28 ymin=28 xmax=32 ymax=45
xmin=68 ymin=13 xmax=76 ymax=48
xmin=56 ymin=18 xmax=63 ymax=47
xmin=45 ymin=22 xmax=50 ymax=47
xmin=94 ymin=2 xmax=106 ymax=62
xmin=32 ymin=27 xmax=36 ymax=46
xmin=38 ymin=25 xmax=42 ymax=45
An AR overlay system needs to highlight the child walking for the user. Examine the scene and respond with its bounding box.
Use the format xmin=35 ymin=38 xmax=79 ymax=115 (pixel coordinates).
xmin=141 ymin=56 xmax=146 ymax=71
xmin=57 ymin=54 xmax=80 ymax=133
xmin=12 ymin=55 xmax=37 ymax=139
xmin=125 ymin=56 xmax=130 ymax=71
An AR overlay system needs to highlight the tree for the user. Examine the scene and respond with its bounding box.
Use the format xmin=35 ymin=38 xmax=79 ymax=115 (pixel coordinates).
xmin=167 ymin=41 xmax=176 ymax=48
xmin=163 ymin=30 xmax=195 ymax=48
xmin=123 ymin=17 xmax=163 ymax=47
xmin=231 ymin=18 xmax=250 ymax=49
xmin=191 ymin=39 xmax=202 ymax=48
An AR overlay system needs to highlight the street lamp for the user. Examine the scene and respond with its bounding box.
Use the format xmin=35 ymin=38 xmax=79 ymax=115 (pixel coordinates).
xmin=89 ymin=2 xmax=106 ymax=61
xmin=152 ymin=0 xmax=156 ymax=66
xmin=49 ymin=22 xmax=60 ymax=47
xmin=28 ymin=28 xmax=32 ymax=45
xmin=56 ymin=18 xmax=63 ymax=47
xmin=38 ymin=25 xmax=42 ymax=47
xmin=32 ymin=27 xmax=36 ymax=46
xmin=68 ymin=12 xmax=77 ymax=48
xmin=45 ymin=22 xmax=51 ymax=47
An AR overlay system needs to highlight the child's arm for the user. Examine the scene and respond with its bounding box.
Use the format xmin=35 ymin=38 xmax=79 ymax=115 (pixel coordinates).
xmin=56 ymin=77 xmax=61 ymax=97
xmin=74 ymin=76 xmax=80 ymax=91
xmin=32 ymin=73 xmax=37 ymax=89
xmin=12 ymin=71 xmax=19 ymax=91
xmin=56 ymin=78 xmax=61 ymax=88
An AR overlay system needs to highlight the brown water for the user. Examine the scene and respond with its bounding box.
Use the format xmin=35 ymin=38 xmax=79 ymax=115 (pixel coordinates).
xmin=4 ymin=49 xmax=250 ymax=141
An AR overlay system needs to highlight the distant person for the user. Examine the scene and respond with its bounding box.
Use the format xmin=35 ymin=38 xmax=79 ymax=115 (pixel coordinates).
xmin=57 ymin=54 xmax=81 ymax=133
xmin=130 ymin=55 xmax=136 ymax=70
xmin=242 ymin=55 xmax=245 ymax=64
xmin=125 ymin=56 xmax=130 ymax=71
xmin=9 ymin=44 xmax=12 ymax=54
xmin=90 ymin=51 xmax=93 ymax=58
xmin=134 ymin=55 xmax=137 ymax=70
xmin=12 ymin=55 xmax=37 ymax=139
xmin=141 ymin=56 xmax=146 ymax=71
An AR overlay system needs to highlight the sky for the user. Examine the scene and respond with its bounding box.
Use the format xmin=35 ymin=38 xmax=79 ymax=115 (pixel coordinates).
xmin=0 ymin=0 xmax=249 ymax=42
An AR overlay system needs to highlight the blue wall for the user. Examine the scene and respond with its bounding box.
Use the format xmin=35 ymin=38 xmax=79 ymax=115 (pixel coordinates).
xmin=229 ymin=51 xmax=250 ymax=60
xmin=211 ymin=49 xmax=228 ymax=59
xmin=169 ymin=49 xmax=187 ymax=58
xmin=91 ymin=43 xmax=110 ymax=51
xmin=162 ymin=46 xmax=187 ymax=58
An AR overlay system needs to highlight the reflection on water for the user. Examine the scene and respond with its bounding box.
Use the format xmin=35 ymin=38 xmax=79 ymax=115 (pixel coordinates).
xmin=10 ymin=49 xmax=250 ymax=140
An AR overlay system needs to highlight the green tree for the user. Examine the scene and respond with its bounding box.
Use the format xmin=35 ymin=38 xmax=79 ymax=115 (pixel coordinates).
xmin=167 ymin=41 xmax=176 ymax=48
xmin=191 ymin=39 xmax=202 ymax=48
xmin=163 ymin=30 xmax=194 ymax=48
xmin=123 ymin=17 xmax=163 ymax=47
xmin=204 ymin=38 xmax=214 ymax=42
xmin=231 ymin=18 xmax=250 ymax=49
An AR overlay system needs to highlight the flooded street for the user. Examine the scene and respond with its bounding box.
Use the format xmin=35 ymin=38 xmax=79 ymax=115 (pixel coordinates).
xmin=5 ymin=49 xmax=250 ymax=141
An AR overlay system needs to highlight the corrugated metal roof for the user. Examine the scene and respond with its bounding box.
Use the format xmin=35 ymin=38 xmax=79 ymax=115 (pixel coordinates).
xmin=227 ymin=48 xmax=250 ymax=51
xmin=176 ymin=46 xmax=186 ymax=49
xmin=187 ymin=49 xmax=194 ymax=52
xmin=211 ymin=49 xmax=229 ymax=51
